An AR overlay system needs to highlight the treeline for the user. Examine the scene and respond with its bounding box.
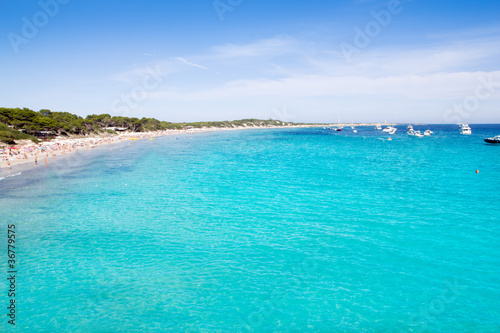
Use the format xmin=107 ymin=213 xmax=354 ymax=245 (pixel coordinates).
xmin=0 ymin=122 xmax=38 ymax=144
xmin=0 ymin=107 xmax=295 ymax=144
xmin=0 ymin=107 xmax=181 ymax=135
xmin=182 ymin=119 xmax=292 ymax=128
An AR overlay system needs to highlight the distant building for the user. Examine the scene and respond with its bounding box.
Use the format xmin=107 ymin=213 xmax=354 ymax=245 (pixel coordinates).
xmin=35 ymin=131 xmax=56 ymax=139
xmin=105 ymin=127 xmax=127 ymax=132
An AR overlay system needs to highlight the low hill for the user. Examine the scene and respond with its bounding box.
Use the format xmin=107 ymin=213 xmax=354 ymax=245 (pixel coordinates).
xmin=0 ymin=107 xmax=296 ymax=144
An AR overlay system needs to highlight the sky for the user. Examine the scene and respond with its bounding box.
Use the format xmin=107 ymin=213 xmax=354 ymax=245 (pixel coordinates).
xmin=1 ymin=0 xmax=499 ymax=123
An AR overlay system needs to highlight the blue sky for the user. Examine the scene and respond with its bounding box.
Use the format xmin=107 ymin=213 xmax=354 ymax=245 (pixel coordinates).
xmin=1 ymin=0 xmax=499 ymax=123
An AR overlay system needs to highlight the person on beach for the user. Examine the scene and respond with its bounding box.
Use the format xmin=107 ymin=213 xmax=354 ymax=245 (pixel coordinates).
xmin=35 ymin=156 xmax=37 ymax=165
xmin=44 ymin=157 xmax=47 ymax=167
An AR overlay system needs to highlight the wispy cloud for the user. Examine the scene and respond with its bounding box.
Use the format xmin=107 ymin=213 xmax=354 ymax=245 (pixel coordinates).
xmin=338 ymin=36 xmax=500 ymax=76
xmin=173 ymin=57 xmax=208 ymax=70
xmin=148 ymin=71 xmax=500 ymax=101
xmin=108 ymin=28 xmax=500 ymax=122
xmin=210 ymin=37 xmax=299 ymax=59
xmin=109 ymin=61 xmax=176 ymax=84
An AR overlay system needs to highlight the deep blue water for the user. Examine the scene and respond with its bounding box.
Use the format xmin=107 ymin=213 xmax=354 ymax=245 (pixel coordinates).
xmin=1 ymin=125 xmax=499 ymax=332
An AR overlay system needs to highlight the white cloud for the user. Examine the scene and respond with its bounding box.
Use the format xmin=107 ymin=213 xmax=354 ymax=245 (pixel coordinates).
xmin=107 ymin=30 xmax=500 ymax=122
xmin=148 ymin=71 xmax=500 ymax=101
xmin=143 ymin=33 xmax=500 ymax=102
xmin=173 ymin=57 xmax=208 ymax=70
xmin=210 ymin=37 xmax=299 ymax=59
xmin=108 ymin=61 xmax=178 ymax=84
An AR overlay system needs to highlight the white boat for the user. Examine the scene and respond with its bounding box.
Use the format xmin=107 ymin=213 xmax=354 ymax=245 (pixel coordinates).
xmin=408 ymin=130 xmax=424 ymax=137
xmin=460 ymin=124 xmax=472 ymax=135
xmin=375 ymin=124 xmax=382 ymax=130
xmin=424 ymin=130 xmax=433 ymax=136
xmin=351 ymin=126 xmax=358 ymax=133
xmin=383 ymin=126 xmax=397 ymax=134
xmin=407 ymin=125 xmax=414 ymax=131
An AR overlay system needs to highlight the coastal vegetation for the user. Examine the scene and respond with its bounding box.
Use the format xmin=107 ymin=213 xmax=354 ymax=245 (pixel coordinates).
xmin=0 ymin=122 xmax=39 ymax=144
xmin=0 ymin=107 xmax=295 ymax=144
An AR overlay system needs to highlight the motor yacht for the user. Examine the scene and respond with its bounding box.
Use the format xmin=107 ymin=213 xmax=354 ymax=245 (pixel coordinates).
xmin=408 ymin=130 xmax=424 ymax=137
xmin=460 ymin=124 xmax=472 ymax=135
xmin=383 ymin=126 xmax=397 ymax=134
xmin=484 ymin=135 xmax=500 ymax=144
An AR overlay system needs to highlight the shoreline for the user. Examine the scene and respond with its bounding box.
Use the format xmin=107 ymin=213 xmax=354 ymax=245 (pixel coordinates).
xmin=0 ymin=125 xmax=298 ymax=177
xmin=0 ymin=129 xmax=180 ymax=177
xmin=0 ymin=123 xmax=395 ymax=178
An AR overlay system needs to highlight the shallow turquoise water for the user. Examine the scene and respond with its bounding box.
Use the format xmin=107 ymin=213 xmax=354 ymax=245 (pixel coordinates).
xmin=1 ymin=125 xmax=499 ymax=332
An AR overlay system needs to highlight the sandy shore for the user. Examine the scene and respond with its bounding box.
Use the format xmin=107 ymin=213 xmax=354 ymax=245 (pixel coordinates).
xmin=0 ymin=126 xmax=299 ymax=177
xmin=0 ymin=129 xmax=190 ymax=176
xmin=0 ymin=123 xmax=392 ymax=178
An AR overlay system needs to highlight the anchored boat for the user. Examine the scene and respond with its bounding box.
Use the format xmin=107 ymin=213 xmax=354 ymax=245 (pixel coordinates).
xmin=460 ymin=124 xmax=472 ymax=135
xmin=484 ymin=135 xmax=500 ymax=144
xmin=408 ymin=130 xmax=424 ymax=137
xmin=383 ymin=126 xmax=397 ymax=134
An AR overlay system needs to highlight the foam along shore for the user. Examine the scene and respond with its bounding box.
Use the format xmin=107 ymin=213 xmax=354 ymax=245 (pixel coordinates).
xmin=0 ymin=125 xmax=296 ymax=176
xmin=0 ymin=129 xmax=188 ymax=175
xmin=0 ymin=123 xmax=395 ymax=177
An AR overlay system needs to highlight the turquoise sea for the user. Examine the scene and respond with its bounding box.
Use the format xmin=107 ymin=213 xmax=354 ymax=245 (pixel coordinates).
xmin=1 ymin=125 xmax=499 ymax=332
